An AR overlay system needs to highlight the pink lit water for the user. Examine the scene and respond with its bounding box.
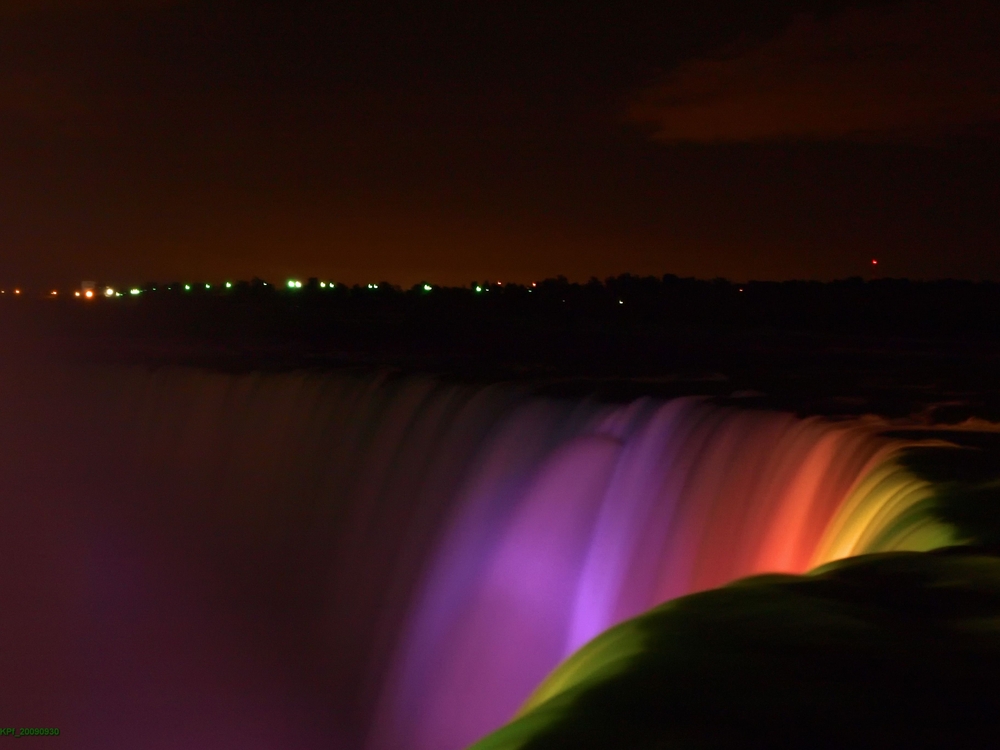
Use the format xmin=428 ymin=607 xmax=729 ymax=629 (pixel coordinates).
xmin=0 ymin=364 xmax=904 ymax=749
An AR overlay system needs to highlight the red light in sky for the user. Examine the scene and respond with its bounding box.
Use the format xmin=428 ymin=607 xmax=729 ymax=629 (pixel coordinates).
xmin=872 ymin=259 xmax=878 ymax=265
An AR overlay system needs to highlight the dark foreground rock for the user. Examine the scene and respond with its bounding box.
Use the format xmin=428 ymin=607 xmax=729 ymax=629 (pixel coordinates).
xmin=471 ymin=549 xmax=1000 ymax=750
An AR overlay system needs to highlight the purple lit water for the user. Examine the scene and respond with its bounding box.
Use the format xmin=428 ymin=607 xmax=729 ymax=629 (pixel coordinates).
xmin=0 ymin=365 xmax=931 ymax=749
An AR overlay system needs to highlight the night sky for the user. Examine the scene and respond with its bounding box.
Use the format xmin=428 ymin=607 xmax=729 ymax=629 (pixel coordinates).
xmin=2 ymin=0 xmax=999 ymax=288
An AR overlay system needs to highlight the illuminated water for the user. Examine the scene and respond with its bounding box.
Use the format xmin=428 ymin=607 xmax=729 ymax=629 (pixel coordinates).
xmin=0 ymin=365 xmax=954 ymax=749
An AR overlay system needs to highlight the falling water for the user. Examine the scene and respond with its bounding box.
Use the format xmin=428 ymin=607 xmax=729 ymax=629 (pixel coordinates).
xmin=0 ymin=364 xmax=954 ymax=749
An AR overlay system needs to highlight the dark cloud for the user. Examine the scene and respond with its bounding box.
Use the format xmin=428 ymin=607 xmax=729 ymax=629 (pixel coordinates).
xmin=0 ymin=0 xmax=173 ymax=17
xmin=0 ymin=73 xmax=98 ymax=135
xmin=629 ymin=1 xmax=1000 ymax=142
xmin=0 ymin=2 xmax=998 ymax=285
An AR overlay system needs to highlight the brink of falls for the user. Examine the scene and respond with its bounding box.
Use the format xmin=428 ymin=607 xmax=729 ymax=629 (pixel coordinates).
xmin=0 ymin=364 xmax=954 ymax=749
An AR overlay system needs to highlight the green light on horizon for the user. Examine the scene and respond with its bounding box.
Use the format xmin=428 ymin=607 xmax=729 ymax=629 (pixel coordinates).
xmin=475 ymin=285 xmax=482 ymax=293
xmin=184 ymin=284 xmax=191 ymax=291
xmin=423 ymin=284 xmax=432 ymax=292
xmin=130 ymin=288 xmax=141 ymax=295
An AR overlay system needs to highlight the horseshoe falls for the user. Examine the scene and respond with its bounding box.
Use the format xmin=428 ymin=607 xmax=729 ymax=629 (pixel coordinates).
xmin=0 ymin=364 xmax=953 ymax=750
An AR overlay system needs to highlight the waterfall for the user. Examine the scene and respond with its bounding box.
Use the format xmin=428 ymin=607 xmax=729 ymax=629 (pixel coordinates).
xmin=0 ymin=364 xmax=953 ymax=749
